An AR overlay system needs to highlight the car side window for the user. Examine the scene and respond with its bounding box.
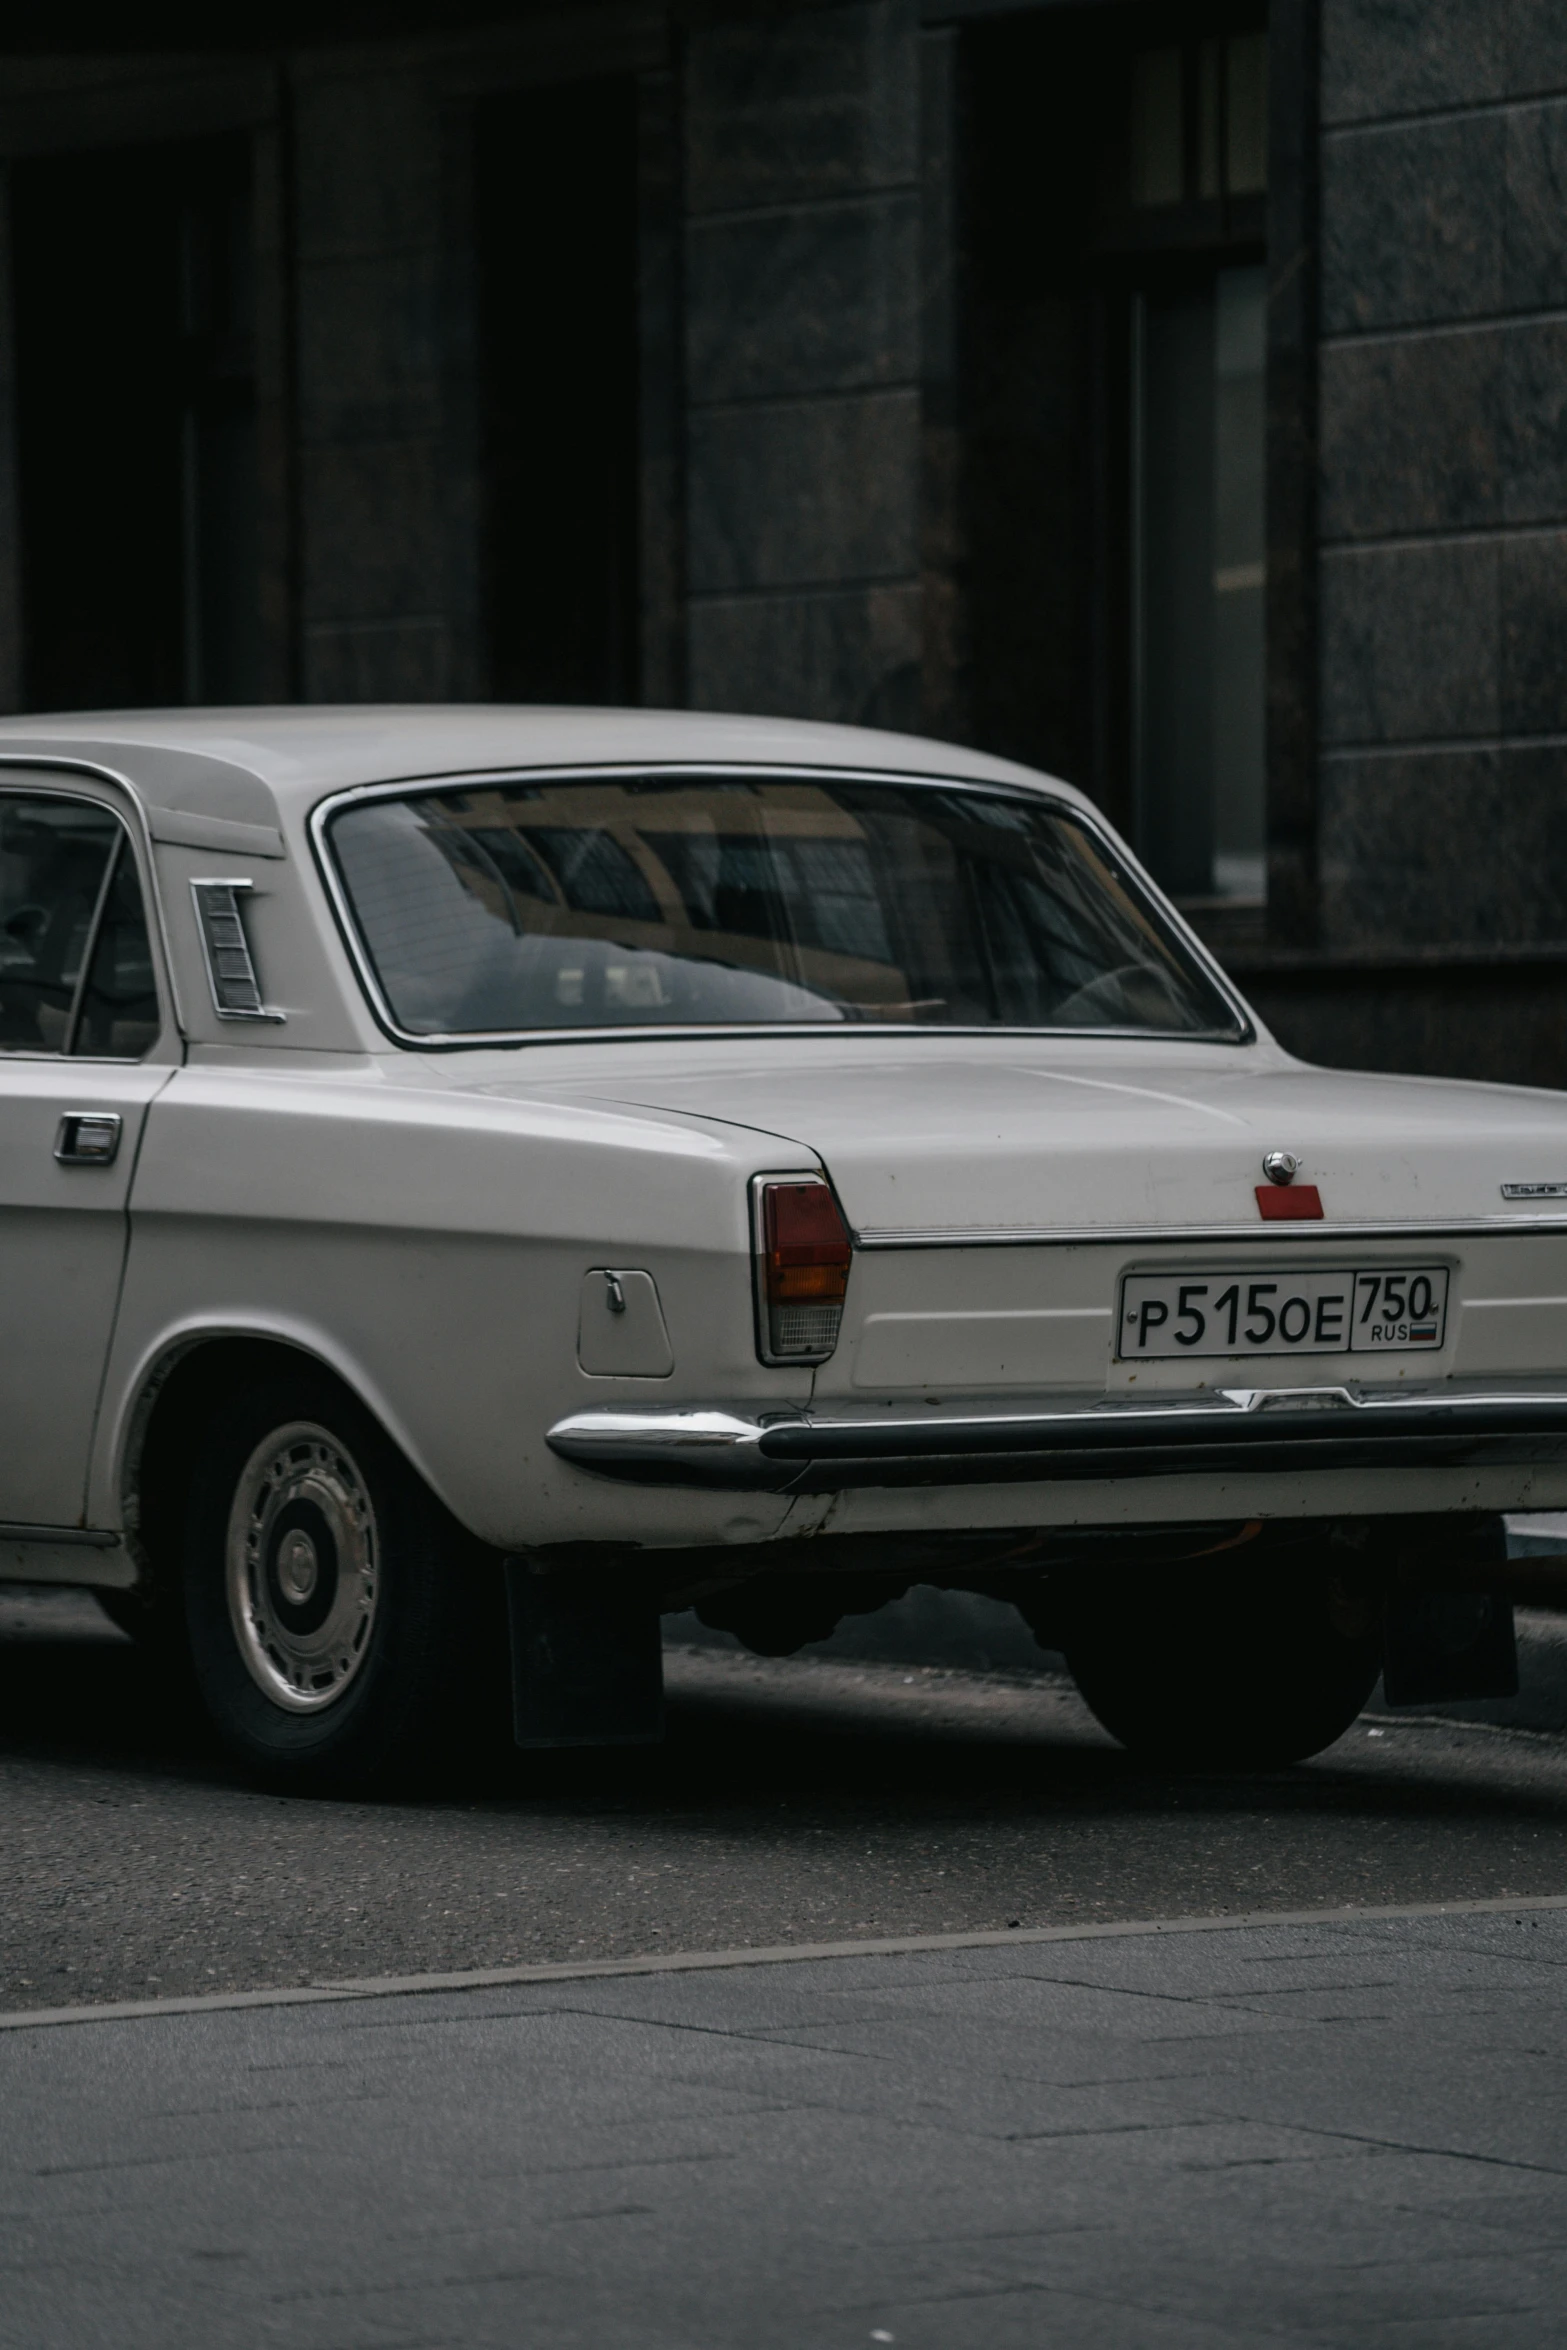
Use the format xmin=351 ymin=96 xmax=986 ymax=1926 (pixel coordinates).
xmin=0 ymin=794 xmax=160 ymax=1058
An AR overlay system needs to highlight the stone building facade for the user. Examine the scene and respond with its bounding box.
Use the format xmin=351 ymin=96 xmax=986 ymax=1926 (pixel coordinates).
xmin=0 ymin=0 xmax=1563 ymax=1081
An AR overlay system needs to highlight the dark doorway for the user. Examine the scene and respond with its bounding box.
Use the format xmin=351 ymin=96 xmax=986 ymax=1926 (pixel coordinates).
xmin=12 ymin=135 xmax=261 ymax=712
xmin=478 ymin=76 xmax=640 ymax=706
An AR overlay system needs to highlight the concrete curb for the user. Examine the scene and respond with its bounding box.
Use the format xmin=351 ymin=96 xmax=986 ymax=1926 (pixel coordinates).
xmin=4 ymin=1890 xmax=1567 ymax=2036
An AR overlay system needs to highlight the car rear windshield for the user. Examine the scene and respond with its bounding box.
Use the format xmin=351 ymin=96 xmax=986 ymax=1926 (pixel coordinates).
xmin=325 ymin=773 xmax=1243 ymax=1039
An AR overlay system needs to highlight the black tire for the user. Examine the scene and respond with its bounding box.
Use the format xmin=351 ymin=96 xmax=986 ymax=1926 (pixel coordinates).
xmin=1063 ymin=1562 xmax=1382 ymax=1770
xmin=182 ymin=1371 xmax=495 ymax=1793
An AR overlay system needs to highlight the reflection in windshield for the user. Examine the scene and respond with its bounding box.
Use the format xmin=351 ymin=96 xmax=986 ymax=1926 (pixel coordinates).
xmin=327 ymin=774 xmax=1240 ymax=1039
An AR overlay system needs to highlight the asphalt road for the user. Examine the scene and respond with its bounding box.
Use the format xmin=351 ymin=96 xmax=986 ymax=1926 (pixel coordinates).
xmin=6 ymin=1908 xmax=1567 ymax=2348
xmin=8 ymin=1588 xmax=1567 ymax=2013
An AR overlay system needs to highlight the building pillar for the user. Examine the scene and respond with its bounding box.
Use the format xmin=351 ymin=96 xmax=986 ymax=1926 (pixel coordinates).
xmin=291 ymin=58 xmax=465 ymax=701
xmin=682 ymin=0 xmax=923 ymax=729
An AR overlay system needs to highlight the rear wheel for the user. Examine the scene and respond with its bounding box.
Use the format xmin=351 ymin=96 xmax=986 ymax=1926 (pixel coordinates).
xmin=182 ymin=1374 xmax=487 ymax=1792
xmin=1062 ymin=1563 xmax=1382 ymax=1769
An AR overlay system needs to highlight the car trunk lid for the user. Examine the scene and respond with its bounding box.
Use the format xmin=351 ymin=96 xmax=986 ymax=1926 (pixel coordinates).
xmin=581 ymin=1041 xmax=1567 ymax=1236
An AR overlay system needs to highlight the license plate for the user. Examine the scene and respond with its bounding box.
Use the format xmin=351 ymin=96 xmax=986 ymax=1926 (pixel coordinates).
xmin=1117 ymin=1267 xmax=1450 ymax=1359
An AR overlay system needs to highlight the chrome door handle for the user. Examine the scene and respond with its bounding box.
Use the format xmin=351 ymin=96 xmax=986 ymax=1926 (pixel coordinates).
xmin=55 ymin=1113 xmax=123 ymax=1166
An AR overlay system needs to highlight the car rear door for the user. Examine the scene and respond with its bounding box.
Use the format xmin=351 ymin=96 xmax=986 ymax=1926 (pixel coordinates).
xmin=0 ymin=784 xmax=174 ymax=1530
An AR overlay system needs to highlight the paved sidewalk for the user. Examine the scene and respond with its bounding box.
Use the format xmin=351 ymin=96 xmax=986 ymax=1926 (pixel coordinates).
xmin=5 ymin=1907 xmax=1567 ymax=2348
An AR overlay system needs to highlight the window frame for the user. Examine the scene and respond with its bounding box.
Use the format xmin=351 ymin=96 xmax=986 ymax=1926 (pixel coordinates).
xmin=0 ymin=781 xmax=168 ymax=1064
xmin=309 ymin=761 xmax=1258 ymax=1053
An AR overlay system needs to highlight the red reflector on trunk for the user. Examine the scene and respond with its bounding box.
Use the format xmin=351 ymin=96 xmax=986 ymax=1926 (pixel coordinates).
xmin=1256 ymin=1184 xmax=1324 ymax=1220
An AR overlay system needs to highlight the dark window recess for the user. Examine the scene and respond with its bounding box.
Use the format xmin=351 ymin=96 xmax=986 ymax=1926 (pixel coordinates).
xmin=963 ymin=6 xmax=1266 ymax=914
xmin=13 ymin=135 xmax=260 ymax=712
xmin=1133 ymin=264 xmax=1265 ymax=900
xmin=478 ymin=76 xmax=640 ymax=705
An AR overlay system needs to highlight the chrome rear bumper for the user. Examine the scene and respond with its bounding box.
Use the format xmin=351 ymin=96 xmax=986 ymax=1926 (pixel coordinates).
xmin=545 ymin=1384 xmax=1567 ymax=1491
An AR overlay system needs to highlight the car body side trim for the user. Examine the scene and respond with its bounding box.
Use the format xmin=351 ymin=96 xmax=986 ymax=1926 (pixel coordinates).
xmin=850 ymin=1216 xmax=1567 ymax=1249
xmin=546 ymin=1386 xmax=1567 ymax=1491
xmin=0 ymin=1524 xmax=121 ymax=1547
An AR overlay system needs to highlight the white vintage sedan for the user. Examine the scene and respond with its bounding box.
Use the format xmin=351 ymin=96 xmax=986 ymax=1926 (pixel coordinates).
xmin=0 ymin=706 xmax=1560 ymax=1785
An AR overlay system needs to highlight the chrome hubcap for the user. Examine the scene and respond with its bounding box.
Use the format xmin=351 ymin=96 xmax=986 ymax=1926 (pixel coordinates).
xmin=275 ymin=1527 xmax=320 ymax=1605
xmin=225 ymin=1422 xmax=379 ymax=1714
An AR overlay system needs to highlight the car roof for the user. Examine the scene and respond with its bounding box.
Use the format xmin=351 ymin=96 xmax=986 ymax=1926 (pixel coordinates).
xmin=0 ymin=705 xmax=1090 ymax=832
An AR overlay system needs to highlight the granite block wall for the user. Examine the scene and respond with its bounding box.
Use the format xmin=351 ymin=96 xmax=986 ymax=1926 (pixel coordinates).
xmin=1316 ymin=0 xmax=1567 ymax=959
xmin=3 ymin=0 xmax=1562 ymax=1098
xmin=683 ymin=0 xmax=923 ymax=727
xmin=1242 ymin=956 xmax=1567 ymax=1086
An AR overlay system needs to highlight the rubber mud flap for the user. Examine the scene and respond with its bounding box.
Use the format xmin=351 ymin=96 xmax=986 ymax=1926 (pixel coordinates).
xmin=505 ymin=1561 xmax=664 ymax=1747
xmin=1383 ymin=1592 xmax=1519 ymax=1706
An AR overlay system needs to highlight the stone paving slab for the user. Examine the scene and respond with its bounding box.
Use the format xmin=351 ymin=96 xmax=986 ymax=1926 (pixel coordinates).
xmin=4 ymin=1909 xmax=1567 ymax=2348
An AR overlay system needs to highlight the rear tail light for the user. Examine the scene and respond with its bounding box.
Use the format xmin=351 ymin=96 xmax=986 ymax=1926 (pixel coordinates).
xmin=752 ymin=1175 xmax=852 ymax=1364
